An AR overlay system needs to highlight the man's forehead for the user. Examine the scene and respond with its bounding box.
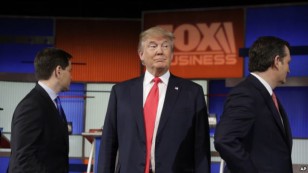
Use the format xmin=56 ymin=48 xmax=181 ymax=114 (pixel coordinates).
xmin=146 ymin=37 xmax=169 ymax=43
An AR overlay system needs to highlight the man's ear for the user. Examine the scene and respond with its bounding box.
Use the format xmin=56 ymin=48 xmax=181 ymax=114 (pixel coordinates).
xmin=138 ymin=51 xmax=144 ymax=61
xmin=273 ymin=55 xmax=280 ymax=68
xmin=54 ymin=65 xmax=62 ymax=77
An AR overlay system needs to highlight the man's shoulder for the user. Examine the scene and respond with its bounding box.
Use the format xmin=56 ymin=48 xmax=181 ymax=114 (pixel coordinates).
xmin=121 ymin=76 xmax=141 ymax=83
xmin=113 ymin=76 xmax=141 ymax=88
xmin=171 ymin=75 xmax=203 ymax=88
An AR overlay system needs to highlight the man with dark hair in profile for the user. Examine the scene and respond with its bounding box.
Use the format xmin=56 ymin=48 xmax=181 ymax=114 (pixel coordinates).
xmin=8 ymin=47 xmax=73 ymax=173
xmin=214 ymin=36 xmax=293 ymax=173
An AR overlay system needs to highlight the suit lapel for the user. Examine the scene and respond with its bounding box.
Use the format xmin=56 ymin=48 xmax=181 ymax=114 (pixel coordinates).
xmin=263 ymin=90 xmax=286 ymax=135
xmin=130 ymin=76 xmax=146 ymax=142
xmin=276 ymin=98 xmax=293 ymax=149
xmin=35 ymin=84 xmax=65 ymax=122
xmin=156 ymin=75 xmax=181 ymax=136
xmin=35 ymin=84 xmax=57 ymax=112
xmin=248 ymin=75 xmax=287 ymax=137
xmin=35 ymin=84 xmax=69 ymax=147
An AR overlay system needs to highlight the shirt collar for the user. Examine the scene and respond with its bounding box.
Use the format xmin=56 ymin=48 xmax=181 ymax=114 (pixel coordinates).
xmin=38 ymin=81 xmax=58 ymax=100
xmin=251 ymin=72 xmax=273 ymax=95
xmin=144 ymin=70 xmax=170 ymax=85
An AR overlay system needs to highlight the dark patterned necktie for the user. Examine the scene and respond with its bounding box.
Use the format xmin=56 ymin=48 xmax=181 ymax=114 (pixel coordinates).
xmin=55 ymin=96 xmax=67 ymax=122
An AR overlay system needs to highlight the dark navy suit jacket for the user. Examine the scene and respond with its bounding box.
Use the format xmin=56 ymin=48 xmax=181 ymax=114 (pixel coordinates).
xmin=214 ymin=75 xmax=293 ymax=173
xmin=98 ymin=74 xmax=211 ymax=173
xmin=8 ymin=84 xmax=69 ymax=173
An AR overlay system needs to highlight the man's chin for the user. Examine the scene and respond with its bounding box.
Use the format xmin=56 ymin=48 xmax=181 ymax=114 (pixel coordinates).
xmin=154 ymin=63 xmax=169 ymax=69
xmin=62 ymin=87 xmax=69 ymax=92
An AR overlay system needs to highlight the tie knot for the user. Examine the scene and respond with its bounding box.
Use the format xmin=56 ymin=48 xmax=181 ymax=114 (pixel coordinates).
xmin=55 ymin=97 xmax=62 ymax=109
xmin=153 ymin=77 xmax=161 ymax=84
xmin=55 ymin=96 xmax=60 ymax=103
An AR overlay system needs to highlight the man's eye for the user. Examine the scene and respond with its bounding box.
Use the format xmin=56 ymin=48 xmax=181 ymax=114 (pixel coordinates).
xmin=149 ymin=45 xmax=156 ymax=48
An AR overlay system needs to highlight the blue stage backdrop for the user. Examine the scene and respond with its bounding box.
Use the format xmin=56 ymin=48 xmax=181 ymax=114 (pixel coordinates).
xmin=244 ymin=4 xmax=308 ymax=77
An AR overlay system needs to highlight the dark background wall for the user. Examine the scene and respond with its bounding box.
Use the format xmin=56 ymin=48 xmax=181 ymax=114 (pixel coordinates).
xmin=1 ymin=0 xmax=308 ymax=19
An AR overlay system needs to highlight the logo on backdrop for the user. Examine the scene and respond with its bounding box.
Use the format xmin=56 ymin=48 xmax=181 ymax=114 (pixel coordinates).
xmin=143 ymin=8 xmax=244 ymax=78
xmin=160 ymin=23 xmax=237 ymax=66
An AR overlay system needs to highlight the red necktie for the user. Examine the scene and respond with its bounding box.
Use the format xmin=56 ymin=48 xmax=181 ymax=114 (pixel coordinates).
xmin=143 ymin=77 xmax=161 ymax=173
xmin=272 ymin=92 xmax=280 ymax=113
xmin=272 ymin=92 xmax=285 ymax=126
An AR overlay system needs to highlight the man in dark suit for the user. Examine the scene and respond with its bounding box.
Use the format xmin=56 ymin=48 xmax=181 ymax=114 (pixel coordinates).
xmin=8 ymin=47 xmax=73 ymax=173
xmin=214 ymin=36 xmax=293 ymax=173
xmin=98 ymin=26 xmax=211 ymax=173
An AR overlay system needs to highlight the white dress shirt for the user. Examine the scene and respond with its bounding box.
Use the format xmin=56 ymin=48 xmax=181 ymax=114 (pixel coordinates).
xmin=38 ymin=81 xmax=58 ymax=108
xmin=143 ymin=70 xmax=170 ymax=172
xmin=251 ymin=73 xmax=284 ymax=125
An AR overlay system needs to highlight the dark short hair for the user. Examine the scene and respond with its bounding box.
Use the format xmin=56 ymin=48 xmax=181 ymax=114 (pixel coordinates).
xmin=248 ymin=36 xmax=290 ymax=72
xmin=34 ymin=47 xmax=72 ymax=80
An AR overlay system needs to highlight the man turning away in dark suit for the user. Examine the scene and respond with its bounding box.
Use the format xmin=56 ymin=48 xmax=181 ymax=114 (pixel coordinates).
xmin=214 ymin=36 xmax=293 ymax=173
xmin=8 ymin=47 xmax=73 ymax=173
xmin=98 ymin=26 xmax=211 ymax=173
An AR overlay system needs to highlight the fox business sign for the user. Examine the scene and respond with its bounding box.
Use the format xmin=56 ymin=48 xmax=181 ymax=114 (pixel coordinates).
xmin=162 ymin=23 xmax=237 ymax=66
xmin=143 ymin=9 xmax=245 ymax=78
